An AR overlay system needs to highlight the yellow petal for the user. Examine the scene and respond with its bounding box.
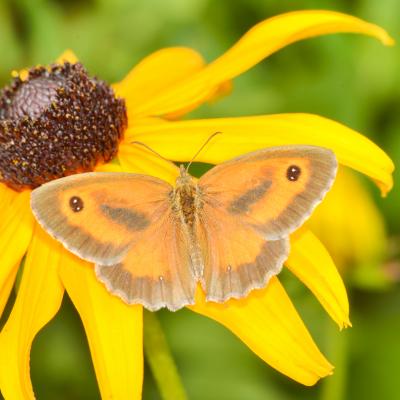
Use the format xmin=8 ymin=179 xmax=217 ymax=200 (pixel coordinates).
xmin=131 ymin=10 xmax=393 ymax=118
xmin=287 ymin=229 xmax=350 ymax=329
xmin=0 ymin=191 xmax=34 ymax=317
xmin=95 ymin=161 xmax=123 ymax=172
xmin=59 ymin=250 xmax=143 ymax=400
xmin=189 ymin=277 xmax=333 ymax=386
xmin=123 ymin=117 xmax=168 ymax=143
xmin=132 ymin=113 xmax=394 ymax=195
xmin=56 ymin=49 xmax=79 ymax=64
xmin=0 ymin=184 xmax=20 ymax=313
xmin=306 ymin=167 xmax=387 ymax=273
xmin=0 ymin=224 xmax=64 ymax=400
xmin=0 ymin=263 xmax=19 ymax=318
xmin=0 ymin=183 xmax=18 ymax=210
xmin=113 ymin=47 xmax=206 ymax=123
xmin=118 ymin=142 xmax=179 ymax=184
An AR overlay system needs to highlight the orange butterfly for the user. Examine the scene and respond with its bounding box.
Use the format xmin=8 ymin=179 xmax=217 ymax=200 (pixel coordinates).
xmin=31 ymin=145 xmax=337 ymax=311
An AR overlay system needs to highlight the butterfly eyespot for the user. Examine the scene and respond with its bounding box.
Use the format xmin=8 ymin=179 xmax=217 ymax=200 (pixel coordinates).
xmin=159 ymin=276 xmax=164 ymax=282
xmin=286 ymin=165 xmax=301 ymax=181
xmin=69 ymin=196 xmax=84 ymax=212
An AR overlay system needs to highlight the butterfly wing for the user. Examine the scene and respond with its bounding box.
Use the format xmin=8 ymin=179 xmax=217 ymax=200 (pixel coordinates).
xmin=196 ymin=206 xmax=289 ymax=302
xmin=31 ymin=172 xmax=196 ymax=310
xmin=31 ymin=172 xmax=171 ymax=265
xmin=197 ymin=145 xmax=337 ymax=301
xmin=95 ymin=211 xmax=196 ymax=311
xmin=199 ymin=145 xmax=337 ymax=239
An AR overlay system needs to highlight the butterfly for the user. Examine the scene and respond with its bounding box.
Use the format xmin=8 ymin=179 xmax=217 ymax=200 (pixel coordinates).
xmin=31 ymin=145 xmax=337 ymax=311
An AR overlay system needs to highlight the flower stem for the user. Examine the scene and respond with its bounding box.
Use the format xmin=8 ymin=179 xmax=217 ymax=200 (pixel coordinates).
xmin=320 ymin=322 xmax=349 ymax=400
xmin=143 ymin=310 xmax=188 ymax=400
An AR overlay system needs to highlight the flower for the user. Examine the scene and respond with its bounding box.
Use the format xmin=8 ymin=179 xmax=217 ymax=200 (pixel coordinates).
xmin=0 ymin=10 xmax=395 ymax=399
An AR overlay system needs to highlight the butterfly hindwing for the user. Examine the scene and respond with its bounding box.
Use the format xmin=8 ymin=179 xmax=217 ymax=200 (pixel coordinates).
xmin=95 ymin=209 xmax=196 ymax=311
xmin=196 ymin=203 xmax=289 ymax=301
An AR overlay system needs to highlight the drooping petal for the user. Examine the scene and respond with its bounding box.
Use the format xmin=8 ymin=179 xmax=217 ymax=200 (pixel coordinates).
xmin=59 ymin=250 xmax=143 ymax=400
xmin=131 ymin=10 xmax=393 ymax=118
xmin=113 ymin=47 xmax=206 ymax=123
xmin=118 ymin=142 xmax=179 ymax=184
xmin=286 ymin=229 xmax=350 ymax=329
xmin=0 ymin=191 xmax=34 ymax=316
xmin=0 ymin=224 xmax=64 ymax=400
xmin=131 ymin=114 xmax=394 ymax=195
xmin=307 ymin=168 xmax=387 ymax=277
xmin=189 ymin=277 xmax=333 ymax=386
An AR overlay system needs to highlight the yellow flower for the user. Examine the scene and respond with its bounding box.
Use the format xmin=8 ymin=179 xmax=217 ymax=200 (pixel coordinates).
xmin=0 ymin=10 xmax=395 ymax=399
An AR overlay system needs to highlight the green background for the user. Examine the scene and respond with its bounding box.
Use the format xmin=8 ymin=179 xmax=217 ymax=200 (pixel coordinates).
xmin=0 ymin=0 xmax=399 ymax=399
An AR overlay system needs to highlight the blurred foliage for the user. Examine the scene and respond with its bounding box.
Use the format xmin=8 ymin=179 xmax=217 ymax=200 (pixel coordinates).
xmin=1 ymin=0 xmax=399 ymax=399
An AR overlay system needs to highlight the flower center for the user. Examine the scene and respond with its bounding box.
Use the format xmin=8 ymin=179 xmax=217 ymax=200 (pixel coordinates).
xmin=0 ymin=63 xmax=127 ymax=191
xmin=4 ymin=77 xmax=60 ymax=120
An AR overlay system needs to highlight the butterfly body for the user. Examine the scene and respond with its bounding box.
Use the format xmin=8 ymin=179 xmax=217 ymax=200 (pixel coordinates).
xmin=172 ymin=166 xmax=201 ymax=228
xmin=167 ymin=165 xmax=205 ymax=280
xmin=31 ymin=145 xmax=337 ymax=311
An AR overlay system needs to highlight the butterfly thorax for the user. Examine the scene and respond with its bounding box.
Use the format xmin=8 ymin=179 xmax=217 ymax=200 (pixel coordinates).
xmin=173 ymin=166 xmax=202 ymax=228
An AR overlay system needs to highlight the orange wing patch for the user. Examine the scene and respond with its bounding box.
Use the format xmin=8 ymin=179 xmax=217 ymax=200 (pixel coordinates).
xmin=31 ymin=172 xmax=172 ymax=265
xmin=199 ymin=146 xmax=337 ymax=240
xmin=96 ymin=210 xmax=196 ymax=311
xmin=197 ymin=203 xmax=289 ymax=302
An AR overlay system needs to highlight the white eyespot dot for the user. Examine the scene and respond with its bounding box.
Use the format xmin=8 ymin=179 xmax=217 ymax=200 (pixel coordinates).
xmin=159 ymin=275 xmax=164 ymax=282
xmin=227 ymin=265 xmax=232 ymax=272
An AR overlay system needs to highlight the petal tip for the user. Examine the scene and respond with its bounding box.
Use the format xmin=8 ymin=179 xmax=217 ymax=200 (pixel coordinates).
xmin=334 ymin=311 xmax=352 ymax=331
xmin=367 ymin=23 xmax=395 ymax=46
xmin=380 ymin=33 xmax=395 ymax=46
xmin=340 ymin=319 xmax=352 ymax=330
xmin=304 ymin=361 xmax=335 ymax=386
xmin=378 ymin=176 xmax=393 ymax=197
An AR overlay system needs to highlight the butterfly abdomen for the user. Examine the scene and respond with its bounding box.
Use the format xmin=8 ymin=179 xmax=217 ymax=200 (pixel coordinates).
xmin=171 ymin=180 xmax=204 ymax=279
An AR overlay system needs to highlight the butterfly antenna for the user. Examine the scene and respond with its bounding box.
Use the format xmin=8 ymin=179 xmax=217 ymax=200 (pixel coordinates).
xmin=130 ymin=141 xmax=170 ymax=162
xmin=186 ymin=131 xmax=222 ymax=173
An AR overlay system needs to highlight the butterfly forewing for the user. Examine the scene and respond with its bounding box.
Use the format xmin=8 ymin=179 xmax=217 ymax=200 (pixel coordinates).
xmin=199 ymin=145 xmax=337 ymax=240
xmin=31 ymin=172 xmax=172 ymax=264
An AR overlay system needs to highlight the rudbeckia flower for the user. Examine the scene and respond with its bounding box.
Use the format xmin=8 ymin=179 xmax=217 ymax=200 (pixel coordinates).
xmin=0 ymin=10 xmax=395 ymax=399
